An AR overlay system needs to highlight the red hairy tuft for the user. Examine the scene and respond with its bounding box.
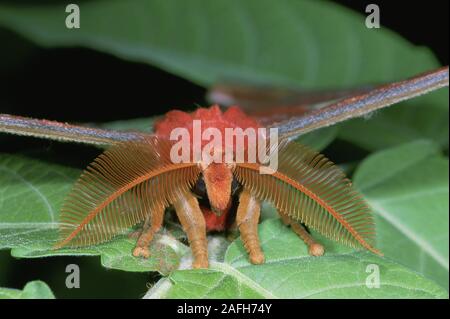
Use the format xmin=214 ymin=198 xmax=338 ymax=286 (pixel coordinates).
xmin=202 ymin=206 xmax=230 ymax=231
xmin=154 ymin=105 xmax=261 ymax=149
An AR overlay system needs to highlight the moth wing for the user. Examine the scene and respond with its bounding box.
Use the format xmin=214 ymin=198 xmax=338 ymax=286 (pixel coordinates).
xmin=268 ymin=67 xmax=449 ymax=140
xmin=0 ymin=114 xmax=149 ymax=146
xmin=207 ymin=81 xmax=373 ymax=126
xmin=208 ymin=67 xmax=448 ymax=136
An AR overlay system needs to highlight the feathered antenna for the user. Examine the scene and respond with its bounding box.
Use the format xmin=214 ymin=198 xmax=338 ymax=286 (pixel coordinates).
xmin=233 ymin=141 xmax=381 ymax=254
xmin=55 ymin=136 xmax=200 ymax=248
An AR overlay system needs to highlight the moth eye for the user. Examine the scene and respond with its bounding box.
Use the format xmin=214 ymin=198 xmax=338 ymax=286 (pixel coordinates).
xmin=231 ymin=178 xmax=241 ymax=196
xmin=193 ymin=176 xmax=207 ymax=198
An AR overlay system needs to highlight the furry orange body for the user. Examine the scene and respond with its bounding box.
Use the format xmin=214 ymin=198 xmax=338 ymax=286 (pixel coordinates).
xmin=154 ymin=105 xmax=260 ymax=231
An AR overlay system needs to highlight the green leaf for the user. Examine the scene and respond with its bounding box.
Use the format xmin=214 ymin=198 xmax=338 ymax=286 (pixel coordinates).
xmin=0 ymin=280 xmax=55 ymax=299
xmin=97 ymin=117 xmax=156 ymax=133
xmin=145 ymin=219 xmax=448 ymax=299
xmin=0 ymin=153 xmax=187 ymax=275
xmin=354 ymin=140 xmax=449 ymax=290
xmin=296 ymin=126 xmax=338 ymax=151
xmin=0 ymin=0 xmax=447 ymax=150
xmin=0 ymin=0 xmax=440 ymax=87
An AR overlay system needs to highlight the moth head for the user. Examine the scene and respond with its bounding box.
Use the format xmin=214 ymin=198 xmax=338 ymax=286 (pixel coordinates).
xmin=200 ymin=162 xmax=233 ymax=216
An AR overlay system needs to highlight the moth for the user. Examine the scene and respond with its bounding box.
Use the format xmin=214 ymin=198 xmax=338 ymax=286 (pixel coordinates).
xmin=0 ymin=67 xmax=448 ymax=269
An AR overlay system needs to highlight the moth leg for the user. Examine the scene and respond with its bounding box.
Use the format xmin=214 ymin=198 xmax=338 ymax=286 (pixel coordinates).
xmin=236 ymin=189 xmax=264 ymax=264
xmin=173 ymin=192 xmax=209 ymax=269
xmin=132 ymin=205 xmax=165 ymax=258
xmin=128 ymin=229 xmax=141 ymax=239
xmin=128 ymin=222 xmax=147 ymax=239
xmin=279 ymin=212 xmax=324 ymax=256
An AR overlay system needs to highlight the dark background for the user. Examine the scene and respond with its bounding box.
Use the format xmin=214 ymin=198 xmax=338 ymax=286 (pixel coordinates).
xmin=0 ymin=0 xmax=448 ymax=298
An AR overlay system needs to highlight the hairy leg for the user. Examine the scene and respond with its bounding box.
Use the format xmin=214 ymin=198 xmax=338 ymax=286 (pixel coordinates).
xmin=279 ymin=212 xmax=324 ymax=256
xmin=132 ymin=205 xmax=165 ymax=258
xmin=173 ymin=191 xmax=209 ymax=269
xmin=236 ymin=189 xmax=264 ymax=264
